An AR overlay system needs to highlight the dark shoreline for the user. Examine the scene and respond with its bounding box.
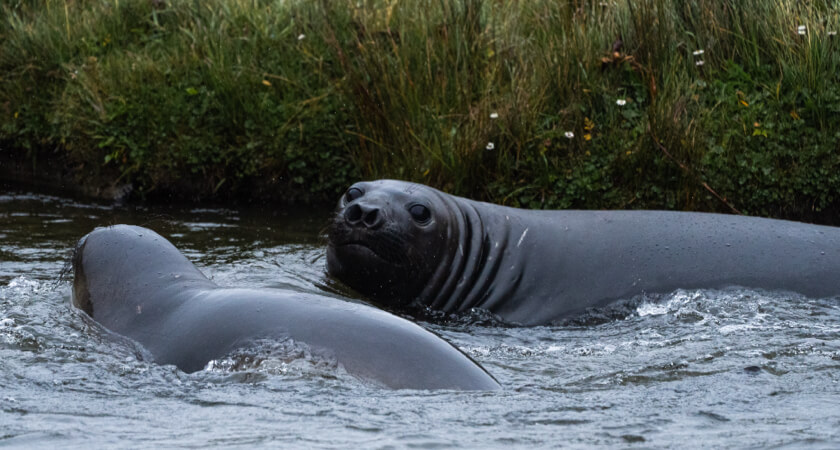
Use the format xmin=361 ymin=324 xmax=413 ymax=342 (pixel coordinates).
xmin=4 ymin=145 xmax=840 ymax=228
xmin=0 ymin=146 xmax=337 ymax=209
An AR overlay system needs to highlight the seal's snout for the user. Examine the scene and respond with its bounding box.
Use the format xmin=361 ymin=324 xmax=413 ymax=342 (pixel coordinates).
xmin=344 ymin=203 xmax=383 ymax=229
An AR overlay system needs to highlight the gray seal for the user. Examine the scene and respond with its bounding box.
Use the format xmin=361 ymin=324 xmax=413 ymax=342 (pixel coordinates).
xmin=72 ymin=224 xmax=499 ymax=390
xmin=326 ymin=179 xmax=840 ymax=325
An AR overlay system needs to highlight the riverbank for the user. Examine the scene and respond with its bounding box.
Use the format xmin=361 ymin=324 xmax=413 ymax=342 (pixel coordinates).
xmin=2 ymin=1 xmax=839 ymax=221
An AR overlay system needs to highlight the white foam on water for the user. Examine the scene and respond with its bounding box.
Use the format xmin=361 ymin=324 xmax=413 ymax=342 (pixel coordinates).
xmin=1 ymin=276 xmax=51 ymax=303
xmin=636 ymin=302 xmax=670 ymax=317
xmin=202 ymin=338 xmax=342 ymax=378
xmin=636 ymin=290 xmax=703 ymax=317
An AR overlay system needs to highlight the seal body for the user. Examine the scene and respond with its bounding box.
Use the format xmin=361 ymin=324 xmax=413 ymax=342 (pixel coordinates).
xmin=327 ymin=180 xmax=840 ymax=326
xmin=72 ymin=224 xmax=499 ymax=390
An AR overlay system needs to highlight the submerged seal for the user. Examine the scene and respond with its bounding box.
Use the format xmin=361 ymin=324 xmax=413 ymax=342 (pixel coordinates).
xmin=327 ymin=179 xmax=840 ymax=326
xmin=72 ymin=224 xmax=499 ymax=390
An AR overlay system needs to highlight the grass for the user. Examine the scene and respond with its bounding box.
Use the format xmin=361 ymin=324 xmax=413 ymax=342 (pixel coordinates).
xmin=1 ymin=0 xmax=839 ymax=221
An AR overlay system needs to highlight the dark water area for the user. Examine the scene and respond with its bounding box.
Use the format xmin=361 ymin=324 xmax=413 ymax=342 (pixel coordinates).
xmin=1 ymin=185 xmax=839 ymax=448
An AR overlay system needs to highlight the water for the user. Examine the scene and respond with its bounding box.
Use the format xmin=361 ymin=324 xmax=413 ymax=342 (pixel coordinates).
xmin=1 ymin=186 xmax=839 ymax=448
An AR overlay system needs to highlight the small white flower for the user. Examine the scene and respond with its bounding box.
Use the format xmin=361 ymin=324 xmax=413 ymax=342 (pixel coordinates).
xmin=564 ymin=131 xmax=574 ymax=139
xmin=616 ymin=99 xmax=627 ymax=106
xmin=798 ymin=25 xmax=806 ymax=35
xmin=696 ymin=60 xmax=705 ymax=66
xmin=692 ymin=49 xmax=704 ymax=56
xmin=489 ymin=112 xmax=499 ymax=119
xmin=297 ymin=34 xmax=306 ymax=41
xmin=485 ymin=142 xmax=495 ymax=150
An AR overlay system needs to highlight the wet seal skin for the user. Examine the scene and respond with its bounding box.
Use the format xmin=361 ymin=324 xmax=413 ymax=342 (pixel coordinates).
xmin=71 ymin=224 xmax=499 ymax=390
xmin=327 ymin=179 xmax=840 ymax=326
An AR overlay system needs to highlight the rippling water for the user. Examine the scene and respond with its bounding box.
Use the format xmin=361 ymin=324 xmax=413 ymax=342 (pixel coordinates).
xmin=1 ymin=186 xmax=839 ymax=448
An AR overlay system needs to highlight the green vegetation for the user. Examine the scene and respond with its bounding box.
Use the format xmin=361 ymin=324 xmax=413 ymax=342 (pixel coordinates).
xmin=2 ymin=0 xmax=839 ymax=221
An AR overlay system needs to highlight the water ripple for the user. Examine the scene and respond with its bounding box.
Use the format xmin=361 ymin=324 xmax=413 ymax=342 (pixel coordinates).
xmin=1 ymin=188 xmax=839 ymax=447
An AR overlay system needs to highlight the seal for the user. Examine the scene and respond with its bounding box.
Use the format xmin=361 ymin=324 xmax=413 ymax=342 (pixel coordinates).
xmin=327 ymin=179 xmax=840 ymax=326
xmin=72 ymin=224 xmax=499 ymax=390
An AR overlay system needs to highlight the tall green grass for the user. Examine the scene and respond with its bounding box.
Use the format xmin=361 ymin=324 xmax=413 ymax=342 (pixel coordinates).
xmin=2 ymin=0 xmax=357 ymax=199
xmin=1 ymin=0 xmax=839 ymax=220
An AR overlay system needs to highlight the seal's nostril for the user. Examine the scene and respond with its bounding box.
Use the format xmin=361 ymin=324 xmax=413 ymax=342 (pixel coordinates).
xmin=363 ymin=209 xmax=379 ymax=227
xmin=345 ymin=204 xmax=362 ymax=223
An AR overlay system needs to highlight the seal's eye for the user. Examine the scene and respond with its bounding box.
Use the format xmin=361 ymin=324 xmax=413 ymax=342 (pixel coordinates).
xmin=408 ymin=204 xmax=431 ymax=224
xmin=345 ymin=187 xmax=363 ymax=202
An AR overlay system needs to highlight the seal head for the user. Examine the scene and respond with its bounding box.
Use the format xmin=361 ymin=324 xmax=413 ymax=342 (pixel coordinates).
xmin=327 ymin=180 xmax=514 ymax=314
xmin=327 ymin=180 xmax=446 ymax=303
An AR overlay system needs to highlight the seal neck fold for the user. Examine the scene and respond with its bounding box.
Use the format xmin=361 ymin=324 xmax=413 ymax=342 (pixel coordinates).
xmin=418 ymin=195 xmax=516 ymax=315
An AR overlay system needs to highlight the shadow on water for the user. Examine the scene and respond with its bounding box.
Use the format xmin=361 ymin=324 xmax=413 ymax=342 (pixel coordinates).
xmin=1 ymin=182 xmax=840 ymax=447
